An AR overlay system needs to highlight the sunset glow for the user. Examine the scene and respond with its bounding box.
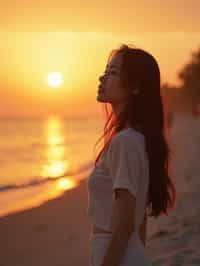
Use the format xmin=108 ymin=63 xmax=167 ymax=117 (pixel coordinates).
xmin=47 ymin=72 xmax=63 ymax=88
xmin=0 ymin=1 xmax=199 ymax=119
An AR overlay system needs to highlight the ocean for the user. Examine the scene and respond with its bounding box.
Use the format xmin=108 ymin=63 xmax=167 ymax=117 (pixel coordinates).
xmin=0 ymin=115 xmax=104 ymax=217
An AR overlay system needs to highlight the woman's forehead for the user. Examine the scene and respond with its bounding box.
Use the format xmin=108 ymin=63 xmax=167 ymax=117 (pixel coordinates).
xmin=107 ymin=53 xmax=123 ymax=69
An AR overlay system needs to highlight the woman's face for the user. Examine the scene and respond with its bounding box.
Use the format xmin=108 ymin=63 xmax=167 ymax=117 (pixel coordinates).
xmin=97 ymin=53 xmax=129 ymax=104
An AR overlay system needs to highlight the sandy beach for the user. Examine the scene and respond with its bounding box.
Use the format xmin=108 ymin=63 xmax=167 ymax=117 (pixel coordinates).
xmin=1 ymin=169 xmax=200 ymax=266
xmin=1 ymin=114 xmax=200 ymax=266
xmin=0 ymin=178 xmax=91 ymax=266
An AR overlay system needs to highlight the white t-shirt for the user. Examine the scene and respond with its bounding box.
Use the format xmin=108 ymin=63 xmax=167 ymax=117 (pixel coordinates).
xmin=87 ymin=127 xmax=149 ymax=233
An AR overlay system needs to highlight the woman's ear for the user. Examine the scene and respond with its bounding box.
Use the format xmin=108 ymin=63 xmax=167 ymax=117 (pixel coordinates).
xmin=130 ymin=88 xmax=140 ymax=95
xmin=130 ymin=81 xmax=140 ymax=95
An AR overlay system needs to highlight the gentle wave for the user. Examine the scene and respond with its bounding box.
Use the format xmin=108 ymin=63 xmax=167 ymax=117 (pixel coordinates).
xmin=0 ymin=160 xmax=94 ymax=192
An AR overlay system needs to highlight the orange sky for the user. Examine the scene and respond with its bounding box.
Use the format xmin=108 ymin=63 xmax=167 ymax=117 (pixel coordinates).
xmin=0 ymin=1 xmax=200 ymax=118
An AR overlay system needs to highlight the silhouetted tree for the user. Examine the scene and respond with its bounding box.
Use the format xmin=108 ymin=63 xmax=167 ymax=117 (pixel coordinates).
xmin=178 ymin=46 xmax=200 ymax=102
xmin=161 ymin=83 xmax=189 ymax=113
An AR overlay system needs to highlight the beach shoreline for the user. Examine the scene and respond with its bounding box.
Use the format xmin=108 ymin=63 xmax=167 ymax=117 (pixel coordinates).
xmin=1 ymin=170 xmax=200 ymax=265
xmin=0 ymin=177 xmax=91 ymax=266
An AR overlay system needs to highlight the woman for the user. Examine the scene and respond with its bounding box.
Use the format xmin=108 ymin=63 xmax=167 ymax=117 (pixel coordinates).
xmin=87 ymin=44 xmax=176 ymax=266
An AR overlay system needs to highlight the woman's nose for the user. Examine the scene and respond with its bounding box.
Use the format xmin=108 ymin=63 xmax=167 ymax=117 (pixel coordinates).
xmin=99 ymin=74 xmax=105 ymax=83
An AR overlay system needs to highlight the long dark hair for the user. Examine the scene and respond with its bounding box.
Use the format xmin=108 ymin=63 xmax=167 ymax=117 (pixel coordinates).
xmin=93 ymin=44 xmax=176 ymax=218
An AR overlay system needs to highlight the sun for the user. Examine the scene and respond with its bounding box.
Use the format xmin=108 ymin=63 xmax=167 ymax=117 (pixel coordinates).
xmin=47 ymin=72 xmax=63 ymax=88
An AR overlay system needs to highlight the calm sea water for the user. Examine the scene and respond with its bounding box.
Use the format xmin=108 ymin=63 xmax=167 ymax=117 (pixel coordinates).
xmin=0 ymin=115 xmax=104 ymax=217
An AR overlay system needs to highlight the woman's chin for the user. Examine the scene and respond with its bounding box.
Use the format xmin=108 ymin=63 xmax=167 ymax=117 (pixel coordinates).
xmin=97 ymin=93 xmax=106 ymax=102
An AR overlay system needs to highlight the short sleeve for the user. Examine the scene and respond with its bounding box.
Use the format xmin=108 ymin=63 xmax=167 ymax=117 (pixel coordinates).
xmin=106 ymin=135 xmax=140 ymax=197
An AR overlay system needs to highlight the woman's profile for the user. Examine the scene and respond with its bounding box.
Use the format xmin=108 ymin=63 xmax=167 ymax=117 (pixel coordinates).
xmin=87 ymin=44 xmax=176 ymax=266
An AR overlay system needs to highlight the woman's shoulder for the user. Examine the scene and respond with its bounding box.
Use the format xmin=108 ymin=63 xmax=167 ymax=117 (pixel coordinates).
xmin=110 ymin=127 xmax=145 ymax=146
xmin=104 ymin=127 xmax=146 ymax=157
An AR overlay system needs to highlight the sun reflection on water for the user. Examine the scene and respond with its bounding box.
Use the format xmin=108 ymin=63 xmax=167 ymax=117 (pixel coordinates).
xmin=41 ymin=116 xmax=68 ymax=178
xmin=41 ymin=115 xmax=78 ymax=190
xmin=56 ymin=177 xmax=77 ymax=191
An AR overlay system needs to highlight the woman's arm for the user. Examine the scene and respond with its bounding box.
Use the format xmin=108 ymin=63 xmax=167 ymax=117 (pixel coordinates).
xmin=101 ymin=189 xmax=136 ymax=266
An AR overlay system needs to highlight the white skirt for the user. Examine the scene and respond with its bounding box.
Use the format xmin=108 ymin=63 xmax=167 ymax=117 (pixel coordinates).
xmin=89 ymin=231 xmax=152 ymax=266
